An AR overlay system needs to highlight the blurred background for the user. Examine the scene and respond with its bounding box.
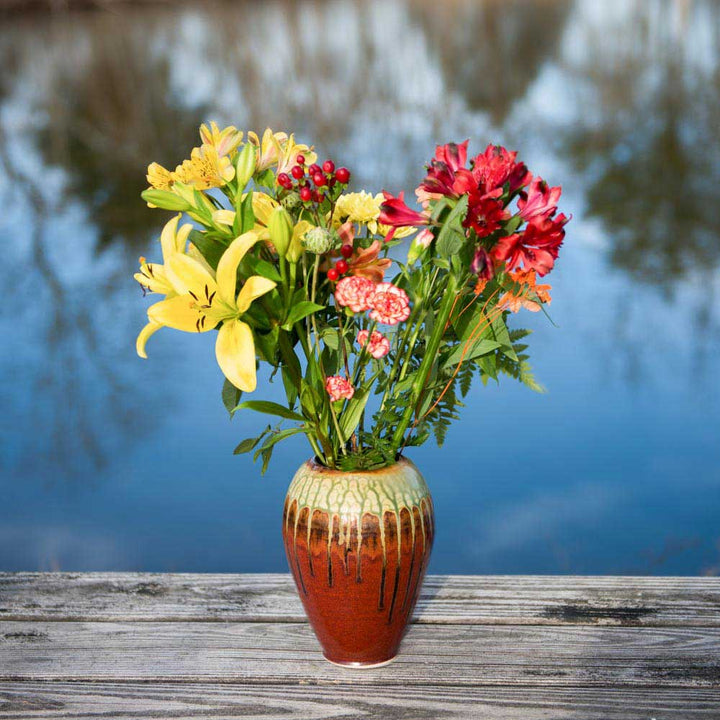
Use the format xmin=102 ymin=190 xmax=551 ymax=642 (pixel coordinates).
xmin=1 ymin=0 xmax=719 ymax=575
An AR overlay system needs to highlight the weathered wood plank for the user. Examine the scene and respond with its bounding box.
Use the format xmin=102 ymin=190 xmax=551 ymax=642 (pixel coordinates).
xmin=2 ymin=573 xmax=718 ymax=626
xmin=2 ymin=621 xmax=719 ymax=688
xmin=1 ymin=681 xmax=719 ymax=720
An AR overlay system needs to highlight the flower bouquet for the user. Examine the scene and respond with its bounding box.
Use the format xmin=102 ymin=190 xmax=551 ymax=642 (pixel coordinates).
xmin=135 ymin=124 xmax=569 ymax=666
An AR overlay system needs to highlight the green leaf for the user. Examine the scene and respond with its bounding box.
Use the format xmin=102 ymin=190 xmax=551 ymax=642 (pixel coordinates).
xmin=442 ymin=339 xmax=501 ymax=369
xmin=338 ymin=388 xmax=371 ymax=443
xmin=320 ymin=328 xmax=339 ymax=351
xmin=222 ymin=379 xmax=242 ymax=416
xmin=260 ymin=446 xmax=274 ymax=475
xmin=233 ymin=437 xmax=261 ymax=454
xmin=254 ymin=326 xmax=279 ymax=364
xmin=234 ymin=192 xmax=255 ymax=236
xmin=435 ymin=195 xmax=468 ymax=259
xmin=244 ymin=255 xmax=282 ymax=282
xmin=233 ymin=400 xmax=305 ymax=422
xmin=283 ymin=301 xmax=325 ymax=330
xmin=189 ymin=229 xmax=228 ymax=270
xmin=490 ymin=314 xmax=517 ymax=361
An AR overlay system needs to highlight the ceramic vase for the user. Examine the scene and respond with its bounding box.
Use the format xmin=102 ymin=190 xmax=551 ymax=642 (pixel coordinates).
xmin=282 ymin=457 xmax=434 ymax=667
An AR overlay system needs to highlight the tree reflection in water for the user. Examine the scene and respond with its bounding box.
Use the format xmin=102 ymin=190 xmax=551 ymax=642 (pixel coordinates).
xmin=0 ymin=9 xmax=206 ymax=478
xmin=1 ymin=0 xmax=719 ymax=484
xmin=559 ymin=0 xmax=720 ymax=292
xmin=410 ymin=0 xmax=573 ymax=124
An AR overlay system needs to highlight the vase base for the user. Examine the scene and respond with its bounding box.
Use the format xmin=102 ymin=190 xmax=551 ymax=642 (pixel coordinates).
xmin=323 ymin=654 xmax=397 ymax=669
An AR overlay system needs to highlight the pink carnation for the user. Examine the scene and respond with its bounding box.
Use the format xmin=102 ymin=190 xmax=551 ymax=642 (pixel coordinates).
xmin=325 ymin=375 xmax=355 ymax=402
xmin=334 ymin=276 xmax=375 ymax=313
xmin=368 ymin=283 xmax=411 ymax=325
xmin=357 ymin=329 xmax=391 ymax=359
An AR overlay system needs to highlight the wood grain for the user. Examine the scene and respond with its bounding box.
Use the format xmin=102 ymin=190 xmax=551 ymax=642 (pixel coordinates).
xmin=1 ymin=573 xmax=719 ymax=719
xmin=1 ymin=621 xmax=720 ymax=687
xmin=2 ymin=573 xmax=718 ymax=625
xmin=1 ymin=682 xmax=720 ymax=720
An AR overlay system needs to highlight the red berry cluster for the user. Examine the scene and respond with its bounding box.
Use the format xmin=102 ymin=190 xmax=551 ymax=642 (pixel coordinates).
xmin=276 ymin=156 xmax=351 ymax=204
xmin=327 ymin=244 xmax=354 ymax=282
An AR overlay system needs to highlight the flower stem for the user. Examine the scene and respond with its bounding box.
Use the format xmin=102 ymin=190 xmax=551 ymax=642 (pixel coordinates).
xmin=390 ymin=273 xmax=458 ymax=450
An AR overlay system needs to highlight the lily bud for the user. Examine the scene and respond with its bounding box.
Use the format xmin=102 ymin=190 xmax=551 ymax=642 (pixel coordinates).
xmin=268 ymin=207 xmax=293 ymax=258
xmin=141 ymin=189 xmax=191 ymax=212
xmin=235 ymin=143 xmax=256 ymax=190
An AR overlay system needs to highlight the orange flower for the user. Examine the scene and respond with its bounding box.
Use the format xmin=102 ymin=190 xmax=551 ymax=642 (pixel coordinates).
xmin=499 ymin=268 xmax=551 ymax=313
xmin=324 ymin=222 xmax=392 ymax=284
xmin=349 ymin=240 xmax=392 ymax=284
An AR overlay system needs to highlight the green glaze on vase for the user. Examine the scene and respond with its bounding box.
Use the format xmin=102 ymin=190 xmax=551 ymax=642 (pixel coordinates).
xmin=282 ymin=457 xmax=434 ymax=666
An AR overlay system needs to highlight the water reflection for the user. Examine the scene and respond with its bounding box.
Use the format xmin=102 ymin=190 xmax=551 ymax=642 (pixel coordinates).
xmin=0 ymin=0 xmax=718 ymax=573
xmin=411 ymin=0 xmax=573 ymax=123
xmin=558 ymin=0 xmax=720 ymax=290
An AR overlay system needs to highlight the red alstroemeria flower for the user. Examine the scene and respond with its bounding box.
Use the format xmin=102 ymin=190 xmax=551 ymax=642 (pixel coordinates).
xmin=492 ymin=213 xmax=569 ymax=276
xmin=518 ymin=177 xmax=562 ymax=222
xmin=472 ymin=144 xmax=531 ymax=194
xmin=463 ymin=188 xmax=509 ymax=238
xmin=420 ymin=160 xmax=475 ymax=198
xmin=433 ymin=140 xmax=469 ymax=173
xmin=378 ymin=191 xmax=430 ymax=228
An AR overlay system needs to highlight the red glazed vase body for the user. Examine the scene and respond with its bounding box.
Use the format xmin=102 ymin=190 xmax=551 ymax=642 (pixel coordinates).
xmin=282 ymin=457 xmax=434 ymax=667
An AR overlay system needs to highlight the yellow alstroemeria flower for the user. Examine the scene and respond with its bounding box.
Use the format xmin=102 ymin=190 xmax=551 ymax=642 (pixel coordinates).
xmin=142 ymin=232 xmax=276 ymax=391
xmin=248 ymin=128 xmax=317 ymax=173
xmin=173 ymin=145 xmax=235 ymax=190
xmin=199 ymin=121 xmax=244 ymax=158
xmin=276 ymin=133 xmax=316 ymax=175
xmin=146 ymin=162 xmax=175 ymax=192
xmin=248 ymin=129 xmax=287 ymax=172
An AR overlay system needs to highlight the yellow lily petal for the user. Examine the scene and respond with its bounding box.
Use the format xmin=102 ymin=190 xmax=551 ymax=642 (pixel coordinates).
xmin=212 ymin=209 xmax=236 ymax=226
xmin=134 ymin=263 xmax=173 ymax=295
xmin=136 ymin=321 xmax=162 ymax=359
xmin=147 ymin=295 xmax=214 ymax=333
xmin=216 ymin=232 xmax=261 ymax=306
xmin=166 ymin=253 xmax=217 ymax=299
xmin=160 ymin=214 xmax=181 ymax=258
xmin=236 ymin=275 xmax=277 ymax=314
xmin=216 ymin=318 xmax=257 ymax=391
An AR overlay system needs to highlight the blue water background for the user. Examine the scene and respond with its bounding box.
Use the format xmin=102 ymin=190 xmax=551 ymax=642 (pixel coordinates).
xmin=1 ymin=0 xmax=719 ymax=574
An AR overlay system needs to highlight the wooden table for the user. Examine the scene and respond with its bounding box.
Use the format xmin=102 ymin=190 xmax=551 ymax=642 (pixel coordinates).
xmin=1 ymin=573 xmax=718 ymax=718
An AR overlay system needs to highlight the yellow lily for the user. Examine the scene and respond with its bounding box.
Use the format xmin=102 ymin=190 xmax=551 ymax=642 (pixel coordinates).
xmin=143 ymin=232 xmax=276 ymax=391
xmin=199 ymin=121 xmax=243 ymax=158
xmin=134 ymin=215 xmax=191 ymax=296
xmin=134 ymin=215 xmax=193 ymax=358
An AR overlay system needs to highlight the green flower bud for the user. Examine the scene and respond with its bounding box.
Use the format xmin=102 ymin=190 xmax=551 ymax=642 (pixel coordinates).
xmin=268 ymin=207 xmax=293 ymax=257
xmin=235 ymin=143 xmax=256 ymax=190
xmin=141 ymin=189 xmax=191 ymax=212
xmin=303 ymin=227 xmax=337 ymax=254
xmin=281 ymin=191 xmax=301 ymax=210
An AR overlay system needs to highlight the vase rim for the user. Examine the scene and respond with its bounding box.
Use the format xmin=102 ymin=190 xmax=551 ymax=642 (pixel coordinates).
xmin=305 ymin=455 xmax=414 ymax=476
